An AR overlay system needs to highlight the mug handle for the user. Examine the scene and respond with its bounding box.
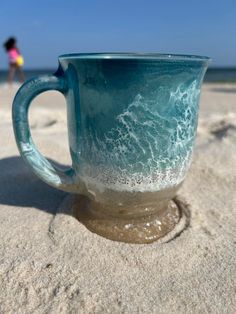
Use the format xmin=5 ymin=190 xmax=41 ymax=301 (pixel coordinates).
xmin=12 ymin=72 xmax=76 ymax=192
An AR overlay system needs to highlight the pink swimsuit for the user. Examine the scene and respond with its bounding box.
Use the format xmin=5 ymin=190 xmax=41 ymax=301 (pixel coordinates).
xmin=8 ymin=48 xmax=20 ymax=64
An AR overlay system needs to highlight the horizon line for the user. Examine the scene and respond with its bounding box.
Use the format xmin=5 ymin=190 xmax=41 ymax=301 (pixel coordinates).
xmin=1 ymin=66 xmax=236 ymax=71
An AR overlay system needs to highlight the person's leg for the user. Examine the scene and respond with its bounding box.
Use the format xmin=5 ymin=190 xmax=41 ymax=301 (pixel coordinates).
xmin=8 ymin=64 xmax=16 ymax=86
xmin=17 ymin=66 xmax=25 ymax=83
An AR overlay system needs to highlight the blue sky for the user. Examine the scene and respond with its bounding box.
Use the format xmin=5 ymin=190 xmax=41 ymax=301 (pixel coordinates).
xmin=0 ymin=0 xmax=235 ymax=68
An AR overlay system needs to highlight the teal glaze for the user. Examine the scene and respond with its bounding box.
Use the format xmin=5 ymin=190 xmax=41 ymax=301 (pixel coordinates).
xmin=12 ymin=53 xmax=210 ymax=193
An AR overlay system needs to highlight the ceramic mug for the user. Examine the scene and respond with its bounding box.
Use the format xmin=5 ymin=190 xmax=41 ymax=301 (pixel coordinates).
xmin=12 ymin=53 xmax=210 ymax=243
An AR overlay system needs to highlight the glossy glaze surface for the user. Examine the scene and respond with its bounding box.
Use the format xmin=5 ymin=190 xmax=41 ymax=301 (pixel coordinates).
xmin=59 ymin=54 xmax=209 ymax=195
xmin=12 ymin=53 xmax=209 ymax=243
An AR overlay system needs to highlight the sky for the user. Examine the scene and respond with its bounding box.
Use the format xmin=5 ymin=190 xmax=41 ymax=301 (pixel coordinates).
xmin=0 ymin=0 xmax=235 ymax=69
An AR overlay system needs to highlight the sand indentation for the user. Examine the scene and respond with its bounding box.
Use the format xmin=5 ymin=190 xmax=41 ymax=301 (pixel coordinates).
xmin=49 ymin=195 xmax=190 ymax=244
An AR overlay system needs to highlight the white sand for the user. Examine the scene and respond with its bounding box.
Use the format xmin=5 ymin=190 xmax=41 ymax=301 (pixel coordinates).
xmin=0 ymin=83 xmax=235 ymax=313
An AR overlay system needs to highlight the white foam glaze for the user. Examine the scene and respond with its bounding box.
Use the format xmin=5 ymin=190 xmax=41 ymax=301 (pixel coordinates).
xmin=80 ymin=80 xmax=200 ymax=192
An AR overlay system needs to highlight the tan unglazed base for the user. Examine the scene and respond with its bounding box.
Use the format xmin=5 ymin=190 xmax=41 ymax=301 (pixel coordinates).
xmin=72 ymin=195 xmax=183 ymax=244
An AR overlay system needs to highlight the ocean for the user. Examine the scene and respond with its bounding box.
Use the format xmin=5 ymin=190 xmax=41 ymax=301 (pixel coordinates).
xmin=0 ymin=68 xmax=236 ymax=84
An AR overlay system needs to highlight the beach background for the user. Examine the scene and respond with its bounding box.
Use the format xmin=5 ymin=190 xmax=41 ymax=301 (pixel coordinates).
xmin=0 ymin=78 xmax=235 ymax=314
xmin=1 ymin=67 xmax=236 ymax=84
xmin=0 ymin=0 xmax=236 ymax=313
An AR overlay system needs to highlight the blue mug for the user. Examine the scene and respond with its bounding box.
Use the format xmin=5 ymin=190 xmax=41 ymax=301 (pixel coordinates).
xmin=12 ymin=53 xmax=210 ymax=243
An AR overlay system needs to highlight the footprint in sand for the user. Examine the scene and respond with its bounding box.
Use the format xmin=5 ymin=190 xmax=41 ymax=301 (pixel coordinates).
xmin=210 ymin=119 xmax=236 ymax=140
xmin=198 ymin=113 xmax=236 ymax=140
xmin=30 ymin=110 xmax=58 ymax=129
xmin=31 ymin=119 xmax=57 ymax=129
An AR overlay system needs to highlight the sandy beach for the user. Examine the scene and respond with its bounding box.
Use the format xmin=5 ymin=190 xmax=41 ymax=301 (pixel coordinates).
xmin=0 ymin=83 xmax=235 ymax=313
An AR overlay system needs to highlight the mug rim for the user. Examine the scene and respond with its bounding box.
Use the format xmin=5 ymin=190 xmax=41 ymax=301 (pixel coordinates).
xmin=59 ymin=52 xmax=211 ymax=62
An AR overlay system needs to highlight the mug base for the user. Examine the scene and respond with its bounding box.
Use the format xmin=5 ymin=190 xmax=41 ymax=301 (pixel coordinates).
xmin=72 ymin=195 xmax=181 ymax=244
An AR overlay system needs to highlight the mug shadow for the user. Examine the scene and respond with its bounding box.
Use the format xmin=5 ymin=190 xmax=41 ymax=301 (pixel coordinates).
xmin=0 ymin=155 xmax=68 ymax=215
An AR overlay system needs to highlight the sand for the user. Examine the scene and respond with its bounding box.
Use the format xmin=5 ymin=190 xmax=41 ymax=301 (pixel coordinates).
xmin=0 ymin=83 xmax=235 ymax=313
